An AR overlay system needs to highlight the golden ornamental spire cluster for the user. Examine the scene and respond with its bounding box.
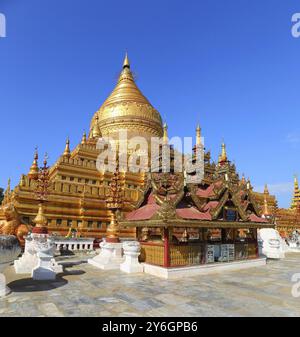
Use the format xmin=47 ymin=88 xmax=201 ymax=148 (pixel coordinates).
xmin=34 ymin=154 xmax=51 ymax=202
xmin=106 ymin=156 xmax=124 ymax=210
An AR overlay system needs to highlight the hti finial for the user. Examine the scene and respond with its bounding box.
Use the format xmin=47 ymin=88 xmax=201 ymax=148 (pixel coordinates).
xmin=81 ymin=131 xmax=87 ymax=145
xmin=28 ymin=147 xmax=39 ymax=180
xmin=63 ymin=137 xmax=71 ymax=158
xmin=264 ymin=184 xmax=269 ymax=194
xmin=219 ymin=141 xmax=227 ymax=163
xmin=44 ymin=152 xmax=49 ymax=166
xmin=196 ymin=124 xmax=201 ymax=146
xmin=123 ymin=52 xmax=130 ymax=69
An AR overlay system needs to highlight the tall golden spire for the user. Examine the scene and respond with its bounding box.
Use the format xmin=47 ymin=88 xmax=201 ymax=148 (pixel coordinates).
xmin=196 ymin=124 xmax=201 ymax=146
xmin=291 ymin=175 xmax=300 ymax=209
xmin=263 ymin=194 xmax=270 ymax=217
xmin=81 ymin=131 xmax=87 ymax=145
xmin=7 ymin=178 xmax=11 ymax=193
xmin=28 ymin=148 xmax=39 ymax=180
xmin=218 ymin=142 xmax=227 ymax=163
xmin=163 ymin=122 xmax=168 ymax=144
xmin=264 ymin=184 xmax=269 ymax=194
xmin=63 ymin=137 xmax=71 ymax=158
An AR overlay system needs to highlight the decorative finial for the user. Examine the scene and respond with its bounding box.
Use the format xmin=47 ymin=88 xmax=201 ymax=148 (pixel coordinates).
xmin=218 ymin=142 xmax=227 ymax=163
xmin=241 ymin=174 xmax=246 ymax=184
xmin=92 ymin=116 xmax=101 ymax=138
xmin=163 ymin=122 xmax=168 ymax=144
xmin=63 ymin=138 xmax=71 ymax=158
xmin=28 ymin=147 xmax=39 ymax=180
xmin=123 ymin=52 xmax=130 ymax=69
xmin=246 ymin=178 xmax=251 ymax=190
xmin=196 ymin=124 xmax=201 ymax=146
xmin=264 ymin=184 xmax=269 ymax=194
xmin=7 ymin=178 xmax=11 ymax=192
xmin=81 ymin=131 xmax=87 ymax=145
xmin=294 ymin=174 xmax=299 ymax=188
xmin=43 ymin=152 xmax=49 ymax=167
xmin=20 ymin=174 xmax=26 ymax=187
xmin=221 ymin=143 xmax=227 ymax=160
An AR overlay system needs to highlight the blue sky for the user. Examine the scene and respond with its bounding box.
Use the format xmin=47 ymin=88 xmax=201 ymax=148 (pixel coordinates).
xmin=0 ymin=0 xmax=299 ymax=207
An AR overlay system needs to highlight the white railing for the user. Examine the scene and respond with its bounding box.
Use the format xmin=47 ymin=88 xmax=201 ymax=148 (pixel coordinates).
xmin=54 ymin=238 xmax=94 ymax=252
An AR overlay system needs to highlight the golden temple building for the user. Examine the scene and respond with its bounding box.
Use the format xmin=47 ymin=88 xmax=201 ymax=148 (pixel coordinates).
xmin=0 ymin=54 xmax=274 ymax=244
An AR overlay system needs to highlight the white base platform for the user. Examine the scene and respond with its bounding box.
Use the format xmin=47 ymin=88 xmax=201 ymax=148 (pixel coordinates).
xmin=143 ymin=258 xmax=267 ymax=279
xmin=14 ymin=254 xmax=38 ymax=274
xmin=88 ymin=256 xmax=124 ymax=270
xmin=120 ymin=261 xmax=144 ymax=274
xmin=262 ymin=252 xmax=285 ymax=259
xmin=88 ymin=242 xmax=124 ymax=270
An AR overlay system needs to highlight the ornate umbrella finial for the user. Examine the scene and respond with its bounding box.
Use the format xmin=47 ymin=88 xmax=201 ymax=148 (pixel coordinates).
xmin=63 ymin=138 xmax=71 ymax=158
xmin=81 ymin=131 xmax=87 ymax=145
xmin=28 ymin=147 xmax=39 ymax=180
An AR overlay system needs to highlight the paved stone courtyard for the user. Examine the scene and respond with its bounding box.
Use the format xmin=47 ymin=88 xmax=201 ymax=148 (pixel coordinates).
xmin=1 ymin=253 xmax=300 ymax=317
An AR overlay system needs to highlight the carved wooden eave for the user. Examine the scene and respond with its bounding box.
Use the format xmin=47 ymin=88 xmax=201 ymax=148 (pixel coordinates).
xmin=129 ymin=175 xmax=152 ymax=209
xmin=210 ymin=187 xmax=248 ymax=221
xmin=120 ymin=219 xmax=274 ymax=229
xmin=187 ymin=184 xmax=206 ymax=210
xmin=245 ymin=190 xmax=261 ymax=216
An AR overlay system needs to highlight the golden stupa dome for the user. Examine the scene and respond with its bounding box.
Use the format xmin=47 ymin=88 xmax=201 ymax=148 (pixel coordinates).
xmin=90 ymin=54 xmax=163 ymax=141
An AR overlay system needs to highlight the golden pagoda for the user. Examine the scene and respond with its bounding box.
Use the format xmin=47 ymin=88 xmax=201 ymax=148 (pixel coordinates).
xmin=0 ymin=54 xmax=164 ymax=240
xmin=89 ymin=53 xmax=163 ymax=142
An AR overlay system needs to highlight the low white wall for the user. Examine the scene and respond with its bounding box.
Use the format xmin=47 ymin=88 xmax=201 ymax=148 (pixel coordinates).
xmin=143 ymin=258 xmax=267 ymax=279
